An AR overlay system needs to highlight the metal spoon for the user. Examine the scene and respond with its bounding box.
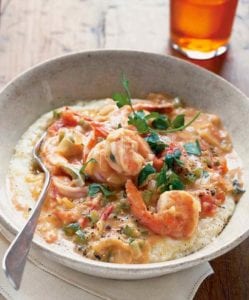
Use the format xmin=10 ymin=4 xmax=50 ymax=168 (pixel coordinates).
xmin=2 ymin=132 xmax=51 ymax=289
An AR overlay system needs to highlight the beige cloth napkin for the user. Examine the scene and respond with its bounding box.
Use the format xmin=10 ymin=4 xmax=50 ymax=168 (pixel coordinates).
xmin=0 ymin=225 xmax=213 ymax=300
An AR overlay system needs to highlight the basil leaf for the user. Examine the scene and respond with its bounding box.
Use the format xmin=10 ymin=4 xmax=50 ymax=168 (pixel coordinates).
xmin=145 ymin=132 xmax=166 ymax=155
xmin=137 ymin=164 xmax=156 ymax=186
xmin=88 ymin=183 xmax=113 ymax=198
xmin=128 ymin=113 xmax=150 ymax=134
xmin=172 ymin=114 xmax=185 ymax=128
xmin=184 ymin=140 xmax=201 ymax=156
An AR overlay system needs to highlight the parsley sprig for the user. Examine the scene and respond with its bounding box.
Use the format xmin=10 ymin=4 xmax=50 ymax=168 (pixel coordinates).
xmin=155 ymin=112 xmax=201 ymax=134
xmin=112 ymin=75 xmax=200 ymax=135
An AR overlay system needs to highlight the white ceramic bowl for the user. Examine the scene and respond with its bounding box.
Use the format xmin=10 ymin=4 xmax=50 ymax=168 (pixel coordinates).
xmin=0 ymin=50 xmax=248 ymax=279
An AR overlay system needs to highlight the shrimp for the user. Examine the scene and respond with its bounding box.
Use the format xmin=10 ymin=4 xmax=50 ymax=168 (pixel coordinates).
xmin=85 ymin=141 xmax=127 ymax=186
xmin=108 ymin=105 xmax=132 ymax=128
xmin=126 ymin=180 xmax=200 ymax=239
xmin=133 ymin=102 xmax=173 ymax=113
xmin=40 ymin=135 xmax=68 ymax=171
xmin=40 ymin=127 xmax=84 ymax=171
xmin=90 ymin=239 xmax=134 ymax=263
xmin=105 ymin=128 xmax=154 ymax=176
xmin=85 ymin=128 xmax=154 ymax=186
xmin=53 ymin=176 xmax=88 ymax=198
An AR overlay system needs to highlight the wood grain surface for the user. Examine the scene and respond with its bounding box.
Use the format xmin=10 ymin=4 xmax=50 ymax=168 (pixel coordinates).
xmin=0 ymin=0 xmax=249 ymax=299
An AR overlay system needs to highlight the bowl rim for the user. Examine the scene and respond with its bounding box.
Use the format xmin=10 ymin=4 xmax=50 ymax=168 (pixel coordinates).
xmin=1 ymin=49 xmax=249 ymax=275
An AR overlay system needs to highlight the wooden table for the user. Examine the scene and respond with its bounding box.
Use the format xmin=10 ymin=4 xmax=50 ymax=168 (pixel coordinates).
xmin=0 ymin=1 xmax=248 ymax=299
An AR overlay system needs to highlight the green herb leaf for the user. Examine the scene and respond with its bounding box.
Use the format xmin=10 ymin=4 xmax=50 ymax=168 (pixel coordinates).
xmin=80 ymin=158 xmax=97 ymax=175
xmin=146 ymin=112 xmax=170 ymax=130
xmin=165 ymin=149 xmax=183 ymax=169
xmin=121 ymin=73 xmax=132 ymax=100
xmin=63 ymin=223 xmax=80 ymax=236
xmin=154 ymin=111 xmax=201 ymax=134
xmin=172 ymin=114 xmax=185 ymax=128
xmin=137 ymin=164 xmax=156 ymax=186
xmin=115 ymin=199 xmax=130 ymax=213
xmin=163 ymin=170 xmax=185 ymax=192
xmin=202 ymin=170 xmax=209 ymax=178
xmin=88 ymin=210 xmax=99 ymax=224
xmin=156 ymin=164 xmax=167 ymax=188
xmin=123 ymin=225 xmax=138 ymax=238
xmin=53 ymin=110 xmax=61 ymax=119
xmin=145 ymin=112 xmax=160 ymax=120
xmin=88 ymin=183 xmax=113 ymax=198
xmin=156 ymin=165 xmax=184 ymax=192
xmin=112 ymin=93 xmax=131 ymax=108
xmin=128 ymin=113 xmax=150 ymax=134
xmin=134 ymin=110 xmax=146 ymax=118
xmin=142 ymin=190 xmax=153 ymax=206
xmin=152 ymin=116 xmax=170 ymax=130
xmin=232 ymin=179 xmax=245 ymax=194
xmin=145 ymin=132 xmax=166 ymax=155
xmin=186 ymin=173 xmax=197 ymax=183
xmin=167 ymin=171 xmax=185 ymax=190
xmin=61 ymin=164 xmax=86 ymax=186
xmin=184 ymin=140 xmax=201 ymax=156
xmin=112 ymin=74 xmax=133 ymax=110
xmin=74 ymin=229 xmax=87 ymax=244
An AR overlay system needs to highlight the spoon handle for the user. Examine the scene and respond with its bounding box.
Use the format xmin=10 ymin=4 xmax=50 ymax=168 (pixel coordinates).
xmin=2 ymin=133 xmax=50 ymax=289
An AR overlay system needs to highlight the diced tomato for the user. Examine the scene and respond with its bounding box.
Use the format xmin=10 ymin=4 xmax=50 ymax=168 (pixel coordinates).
xmin=153 ymin=156 xmax=164 ymax=171
xmin=199 ymin=192 xmax=217 ymax=217
xmin=61 ymin=111 xmax=78 ymax=127
xmin=215 ymin=190 xmax=226 ymax=205
xmin=217 ymin=159 xmax=228 ymax=175
xmin=48 ymin=110 xmax=78 ymax=134
xmin=101 ymin=205 xmax=114 ymax=221
xmin=78 ymin=216 xmax=89 ymax=229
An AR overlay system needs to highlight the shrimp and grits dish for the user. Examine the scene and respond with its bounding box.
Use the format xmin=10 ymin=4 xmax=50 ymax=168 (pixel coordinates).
xmin=8 ymin=78 xmax=245 ymax=264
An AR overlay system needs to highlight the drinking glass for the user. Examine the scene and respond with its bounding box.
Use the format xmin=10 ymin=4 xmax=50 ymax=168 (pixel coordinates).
xmin=170 ymin=0 xmax=238 ymax=60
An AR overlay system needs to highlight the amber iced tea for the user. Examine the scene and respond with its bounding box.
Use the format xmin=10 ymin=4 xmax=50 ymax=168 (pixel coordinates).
xmin=170 ymin=0 xmax=238 ymax=59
